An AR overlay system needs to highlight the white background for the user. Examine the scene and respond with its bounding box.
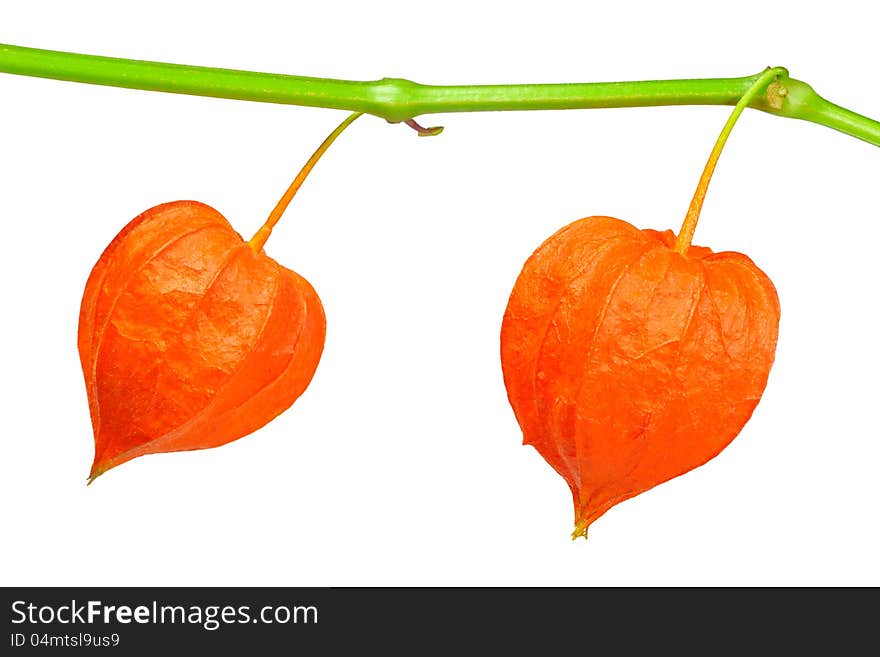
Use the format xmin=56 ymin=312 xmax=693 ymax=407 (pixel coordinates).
xmin=1 ymin=1 xmax=878 ymax=587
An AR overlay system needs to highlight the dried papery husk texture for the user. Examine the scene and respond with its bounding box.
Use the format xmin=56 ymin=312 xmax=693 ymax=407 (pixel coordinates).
xmin=500 ymin=216 xmax=780 ymax=537
xmin=79 ymin=200 xmax=325 ymax=480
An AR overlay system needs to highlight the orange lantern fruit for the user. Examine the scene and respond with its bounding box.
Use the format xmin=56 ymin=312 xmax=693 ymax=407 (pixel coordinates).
xmin=79 ymin=113 xmax=361 ymax=481
xmin=79 ymin=200 xmax=326 ymax=480
xmin=500 ymin=69 xmax=785 ymax=537
xmin=500 ymin=217 xmax=779 ymax=537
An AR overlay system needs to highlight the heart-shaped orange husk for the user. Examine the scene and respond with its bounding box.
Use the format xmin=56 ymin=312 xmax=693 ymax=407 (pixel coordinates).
xmin=78 ymin=112 xmax=361 ymax=481
xmin=79 ymin=200 xmax=325 ymax=480
xmin=500 ymin=216 xmax=780 ymax=537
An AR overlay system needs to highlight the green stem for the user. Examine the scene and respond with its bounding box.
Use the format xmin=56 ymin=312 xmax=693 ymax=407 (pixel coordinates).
xmin=1 ymin=43 xmax=879 ymax=147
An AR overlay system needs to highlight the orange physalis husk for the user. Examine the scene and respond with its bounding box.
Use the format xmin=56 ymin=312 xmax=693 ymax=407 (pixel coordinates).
xmin=78 ymin=200 xmax=325 ymax=481
xmin=500 ymin=217 xmax=780 ymax=537
xmin=79 ymin=112 xmax=361 ymax=481
xmin=501 ymin=69 xmax=785 ymax=538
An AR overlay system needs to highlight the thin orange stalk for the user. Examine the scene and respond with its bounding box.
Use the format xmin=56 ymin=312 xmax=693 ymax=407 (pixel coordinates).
xmin=249 ymin=111 xmax=363 ymax=251
xmin=674 ymin=67 xmax=787 ymax=255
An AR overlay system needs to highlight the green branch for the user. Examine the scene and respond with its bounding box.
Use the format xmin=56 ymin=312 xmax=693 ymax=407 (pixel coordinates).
xmin=1 ymin=43 xmax=879 ymax=147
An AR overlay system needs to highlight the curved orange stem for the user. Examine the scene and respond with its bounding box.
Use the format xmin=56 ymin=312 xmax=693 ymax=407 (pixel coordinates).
xmin=674 ymin=67 xmax=786 ymax=255
xmin=249 ymin=111 xmax=362 ymax=252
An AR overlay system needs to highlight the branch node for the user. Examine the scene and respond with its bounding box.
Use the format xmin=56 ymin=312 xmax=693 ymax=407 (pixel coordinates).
xmin=766 ymin=80 xmax=788 ymax=111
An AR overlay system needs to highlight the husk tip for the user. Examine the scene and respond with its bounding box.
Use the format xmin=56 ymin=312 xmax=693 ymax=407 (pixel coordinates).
xmin=87 ymin=461 xmax=107 ymax=486
xmin=571 ymin=517 xmax=591 ymax=541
